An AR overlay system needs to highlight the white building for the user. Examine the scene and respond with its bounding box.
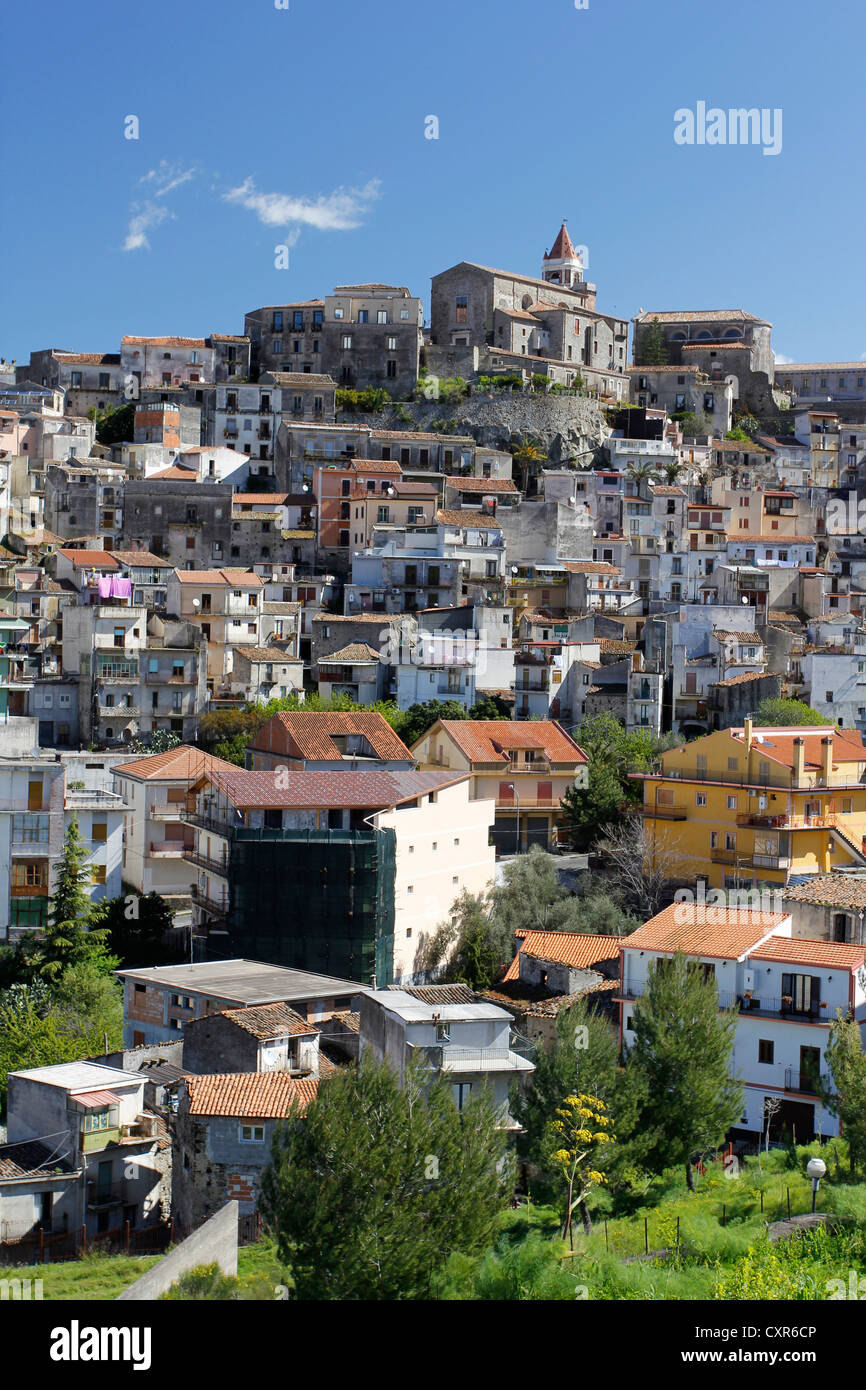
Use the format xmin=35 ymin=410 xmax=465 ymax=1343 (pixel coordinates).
xmin=619 ymin=904 xmax=866 ymax=1142
xmin=0 ymin=755 xmax=126 ymax=941
xmin=359 ymin=989 xmax=534 ymax=1126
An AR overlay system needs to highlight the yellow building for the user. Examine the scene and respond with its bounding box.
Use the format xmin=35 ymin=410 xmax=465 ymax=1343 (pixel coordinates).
xmin=412 ymin=719 xmax=588 ymax=855
xmin=636 ymin=717 xmax=866 ymax=890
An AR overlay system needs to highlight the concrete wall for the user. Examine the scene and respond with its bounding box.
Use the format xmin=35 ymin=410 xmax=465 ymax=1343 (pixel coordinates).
xmin=116 ymin=1201 xmax=238 ymax=1300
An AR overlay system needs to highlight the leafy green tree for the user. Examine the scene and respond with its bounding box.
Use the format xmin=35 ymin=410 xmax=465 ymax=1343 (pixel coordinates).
xmin=0 ymin=993 xmax=73 ymax=1110
xmin=94 ymin=401 xmax=136 ymax=446
xmin=50 ymin=961 xmax=123 ymax=1052
xmin=559 ymin=714 xmax=678 ymax=843
xmin=33 ymin=819 xmax=116 ymax=983
xmin=129 ymin=730 xmax=181 ymax=755
xmin=514 ymin=997 xmax=620 ymax=1183
xmin=398 ymin=699 xmax=468 ymax=747
xmin=88 ymin=891 xmax=180 ymax=968
xmin=547 ymin=1093 xmax=614 ymax=1242
xmin=822 ymin=1013 xmax=866 ymax=1176
xmin=259 ymin=1056 xmax=511 ymax=1299
xmin=755 ymin=698 xmax=826 ymax=727
xmin=639 ymin=318 xmax=668 ymax=366
xmin=629 ymin=952 xmax=743 ymax=1190
xmin=675 ymin=411 xmax=712 ymax=437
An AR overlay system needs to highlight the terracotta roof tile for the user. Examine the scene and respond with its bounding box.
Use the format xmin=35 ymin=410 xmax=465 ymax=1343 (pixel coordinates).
xmin=622 ymin=904 xmax=789 ymax=959
xmin=503 ymin=931 xmax=622 ymax=981
xmin=782 ymin=875 xmax=866 ymax=909
xmin=749 ymin=934 xmax=865 ymax=970
xmin=319 ymin=642 xmax=381 ymax=662
xmin=185 ymin=1072 xmax=318 ymax=1118
xmin=436 ymin=509 xmax=503 ymax=529
xmin=249 ymin=711 xmax=413 ymax=763
xmin=196 ymin=766 xmax=465 ymax=810
xmin=421 ymin=718 xmax=588 ymax=765
xmin=219 ymin=1002 xmax=317 ymax=1038
xmin=113 ymin=744 xmax=238 ymax=780
xmin=444 ymin=476 xmax=519 ymax=493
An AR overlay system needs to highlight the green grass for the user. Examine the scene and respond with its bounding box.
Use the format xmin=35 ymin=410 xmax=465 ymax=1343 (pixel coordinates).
xmin=440 ymin=1140 xmax=866 ymax=1299
xmin=0 ymin=1238 xmax=288 ymax=1302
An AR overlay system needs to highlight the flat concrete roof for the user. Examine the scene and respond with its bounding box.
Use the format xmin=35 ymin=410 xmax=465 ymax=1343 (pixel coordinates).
xmin=116 ymin=958 xmax=367 ymax=1004
xmin=369 ymin=989 xmax=508 ymax=1022
xmin=9 ymin=1061 xmax=143 ymax=1090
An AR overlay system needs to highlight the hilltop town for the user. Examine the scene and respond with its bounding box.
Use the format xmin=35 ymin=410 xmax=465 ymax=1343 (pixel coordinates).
xmin=2 ymin=223 xmax=866 ymax=1301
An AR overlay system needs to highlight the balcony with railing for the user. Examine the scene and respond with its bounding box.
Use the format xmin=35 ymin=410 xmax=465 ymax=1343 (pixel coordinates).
xmin=97 ymin=705 xmax=139 ymax=720
xmin=183 ymin=845 xmax=229 ymax=876
xmin=149 ymin=840 xmax=188 ymax=857
xmin=621 ymin=979 xmax=834 ymax=1024
xmin=643 ymin=803 xmax=688 ymax=820
xmin=191 ymin=883 xmax=229 ymax=917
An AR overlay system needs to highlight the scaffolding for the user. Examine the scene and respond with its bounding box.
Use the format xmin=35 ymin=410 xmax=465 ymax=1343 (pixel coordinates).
xmin=210 ymin=826 xmax=395 ymax=985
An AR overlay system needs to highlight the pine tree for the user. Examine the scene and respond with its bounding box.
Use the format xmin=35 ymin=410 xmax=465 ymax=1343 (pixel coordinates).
xmin=629 ymin=951 xmax=743 ymax=1189
xmin=640 ymin=317 xmax=668 ymax=366
xmin=822 ymin=1013 xmax=866 ymax=1176
xmin=35 ymin=818 xmax=114 ymax=983
xmin=259 ymin=1055 xmax=510 ymax=1299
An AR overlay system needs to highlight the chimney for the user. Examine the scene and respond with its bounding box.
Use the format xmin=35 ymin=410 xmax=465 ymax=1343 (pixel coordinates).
xmin=822 ymin=735 xmax=833 ymax=783
xmin=743 ymin=713 xmax=753 ymax=755
xmin=793 ymin=736 xmax=805 ymax=784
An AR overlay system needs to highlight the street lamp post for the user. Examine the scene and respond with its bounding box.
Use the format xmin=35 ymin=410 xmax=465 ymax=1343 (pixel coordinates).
xmin=807 ymin=1156 xmax=826 ymax=1213
xmin=507 ymin=782 xmax=521 ymax=855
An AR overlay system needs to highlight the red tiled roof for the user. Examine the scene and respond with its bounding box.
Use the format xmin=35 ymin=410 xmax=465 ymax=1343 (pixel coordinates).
xmin=622 ymin=904 xmax=789 ymax=959
xmin=562 ymin=561 xmax=622 ymax=575
xmin=220 ymin=1002 xmax=317 ymax=1038
xmin=72 ymin=1090 xmax=122 ymax=1108
xmin=249 ymin=711 xmax=413 ymax=763
xmin=783 ymin=875 xmax=866 ymax=909
xmin=185 ymin=1073 xmax=319 ymax=1118
xmin=749 ymin=934 xmax=865 ymax=969
xmin=319 ymin=642 xmax=381 ymax=662
xmin=147 ymin=466 xmax=203 ymax=480
xmin=196 ymin=767 xmax=466 ymax=810
xmin=57 ymin=548 xmax=120 ymax=568
xmin=727 ymin=726 xmax=866 ymax=770
xmin=546 ymin=222 xmax=578 ymax=261
xmin=444 ymin=477 xmax=519 ymax=493
xmin=503 ymin=931 xmax=621 ymax=981
xmin=114 ymin=745 xmax=238 ymax=780
xmin=122 ymin=336 xmax=207 ymax=348
xmin=172 ymin=569 xmax=263 ymax=588
xmin=421 ymin=718 xmax=588 ymax=765
xmin=436 ymin=509 xmax=502 ymax=529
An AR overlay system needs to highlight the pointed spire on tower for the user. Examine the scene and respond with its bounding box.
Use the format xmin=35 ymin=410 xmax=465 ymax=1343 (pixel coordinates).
xmin=547 ymin=220 xmax=577 ymax=262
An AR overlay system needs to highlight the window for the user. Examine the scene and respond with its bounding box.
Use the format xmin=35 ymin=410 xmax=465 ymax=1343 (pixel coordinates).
xmin=91 ymin=864 xmax=106 ymax=885
xmin=758 ymin=1040 xmax=774 ymax=1065
xmin=455 ymin=295 xmax=468 ymax=324
xmin=696 ymin=793 xmax=706 ymax=806
xmin=727 ymin=795 xmax=737 ymax=810
xmin=240 ymin=1124 xmax=265 ymax=1143
xmin=91 ymin=820 xmax=108 ymax=843
xmin=727 ymin=757 xmax=738 ymax=771
xmin=377 ymin=309 xmax=388 ymax=324
xmin=341 ymin=335 xmax=353 ymax=350
xmin=386 ymin=360 xmax=397 ymax=378
xmin=452 ymin=1082 xmax=472 ymax=1111
xmin=386 ymin=336 xmax=397 ymax=351
xmin=436 ymin=1021 xmax=451 ymax=1041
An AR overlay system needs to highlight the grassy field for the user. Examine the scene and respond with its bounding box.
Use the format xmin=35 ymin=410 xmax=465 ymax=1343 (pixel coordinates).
xmin=5 ymin=1141 xmax=866 ymax=1300
xmin=0 ymin=1238 xmax=288 ymax=1301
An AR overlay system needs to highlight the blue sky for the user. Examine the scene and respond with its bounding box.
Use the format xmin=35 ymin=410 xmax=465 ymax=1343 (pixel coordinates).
xmin=4 ymin=0 xmax=864 ymax=365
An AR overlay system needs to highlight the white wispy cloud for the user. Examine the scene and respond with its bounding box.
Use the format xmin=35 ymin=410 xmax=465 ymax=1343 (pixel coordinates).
xmin=139 ymin=161 xmax=197 ymax=197
xmin=124 ymin=202 xmax=171 ymax=252
xmin=123 ymin=162 xmax=198 ymax=251
xmin=223 ymin=177 xmax=381 ymax=231
xmin=774 ymin=353 xmax=794 ymax=365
